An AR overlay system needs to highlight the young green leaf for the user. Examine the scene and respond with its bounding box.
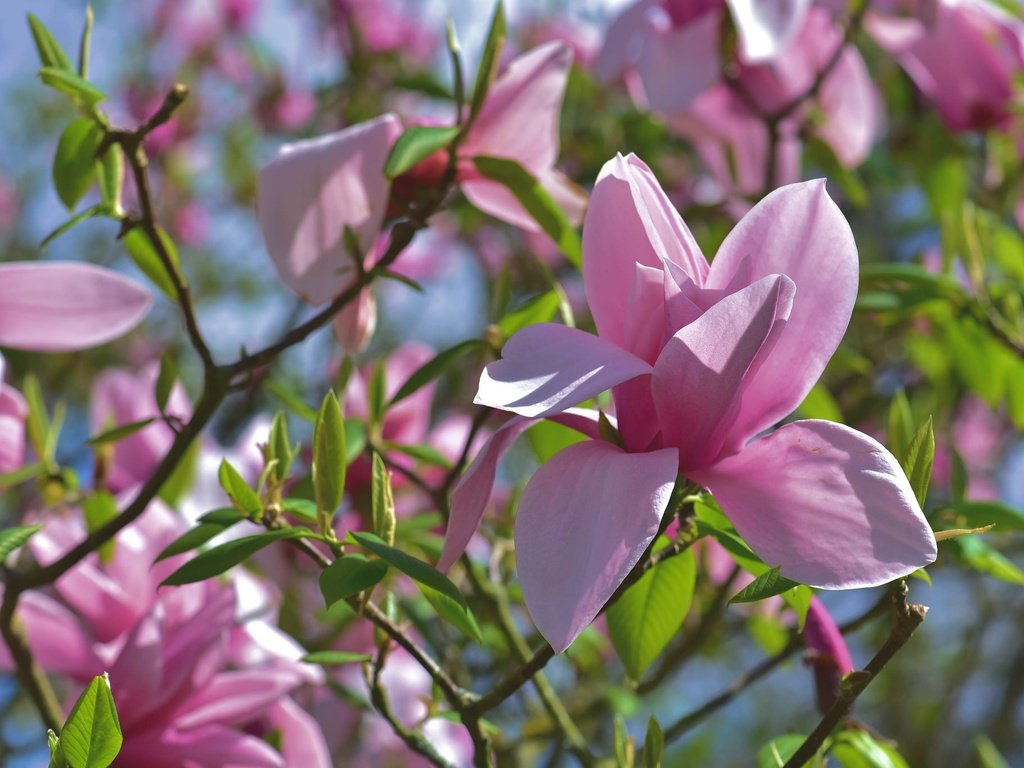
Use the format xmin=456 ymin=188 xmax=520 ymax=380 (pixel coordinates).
xmin=953 ymin=500 xmax=1024 ymax=532
xmin=27 ymin=14 xmax=74 ymax=71
xmin=269 ymin=412 xmax=295 ymax=484
xmin=313 ymin=391 xmax=346 ymax=537
xmin=154 ymin=354 xmax=177 ymax=413
xmin=421 ymin=584 xmax=483 ymax=642
xmin=121 ymin=226 xmax=180 ymax=298
xmin=830 ymin=729 xmax=909 ymax=768
xmin=612 ymin=713 xmax=633 ymax=768
xmin=39 ymin=66 xmax=106 ymax=107
xmin=371 ymin=453 xmax=396 ymax=546
xmin=887 ymin=390 xmax=914 ymax=465
xmin=467 ymin=1 xmax=506 ymax=124
xmin=47 ymin=729 xmax=67 ymax=768
xmin=473 ymin=156 xmax=582 ymax=268
xmin=78 ymin=5 xmax=93 ymax=78
xmin=96 ymin=145 xmax=124 ymax=215
xmin=60 ymin=673 xmax=123 ymax=768
xmin=22 ymin=374 xmax=50 ymax=462
xmin=161 ymin=528 xmax=315 ymax=586
xmin=902 ymin=416 xmax=934 ymax=506
xmin=350 ymin=531 xmax=468 ymax=608
xmin=301 ymin=650 xmax=373 ymax=666
xmin=497 ymin=290 xmax=561 ymax=339
xmin=729 ymin=566 xmax=802 ymax=605
xmin=319 ymin=554 xmax=389 ymax=606
xmin=381 ymin=442 xmax=452 ymax=469
xmin=88 ymin=417 xmax=156 ymax=446
xmin=366 ymin=360 xmax=387 ymax=433
xmin=607 ymin=542 xmax=696 ymax=680
xmin=53 ymin=119 xmax=103 ymax=210
xmin=446 ymin=18 xmax=465 ymax=113
xmin=154 ymin=510 xmax=246 ymax=563
xmin=951 ymin=537 xmax=1024 ymax=585
xmin=217 ymin=459 xmax=262 ymax=518
xmin=384 ymin=125 xmax=460 ymax=179
xmin=643 ymin=717 xmax=664 ymax=768
xmin=756 ymin=734 xmax=809 ymax=768
xmin=40 ymin=202 xmax=112 ymax=249
xmin=0 ymin=525 xmax=43 ymax=565
xmin=82 ymin=491 xmax=118 ymax=564
xmin=389 ymin=339 xmax=483 ymax=406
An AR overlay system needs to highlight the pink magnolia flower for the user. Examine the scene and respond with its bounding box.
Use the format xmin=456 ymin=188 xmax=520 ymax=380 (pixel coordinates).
xmin=596 ymin=0 xmax=813 ymax=110
xmin=0 ymin=504 xmax=328 ymax=767
xmin=91 ymin=362 xmax=192 ymax=494
xmin=802 ymin=597 xmax=854 ymax=712
xmin=334 ymin=0 xmax=438 ymax=63
xmin=868 ymin=0 xmax=1024 ymax=133
xmin=258 ymin=42 xmax=584 ymax=305
xmin=670 ymin=8 xmax=880 ymax=200
xmin=441 ymin=154 xmax=936 ymax=652
xmin=0 ymin=354 xmax=27 ymax=474
xmin=0 ymin=262 xmax=151 ymax=352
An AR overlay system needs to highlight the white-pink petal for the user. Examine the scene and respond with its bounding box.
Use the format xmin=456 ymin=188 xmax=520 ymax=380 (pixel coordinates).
xmin=516 ymin=440 xmax=678 ymax=653
xmin=0 ymin=262 xmax=151 ymax=352
xmin=692 ymin=420 xmax=937 ymax=589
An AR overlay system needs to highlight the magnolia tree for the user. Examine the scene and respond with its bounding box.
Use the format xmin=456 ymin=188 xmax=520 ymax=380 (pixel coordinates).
xmin=1 ymin=0 xmax=1023 ymax=766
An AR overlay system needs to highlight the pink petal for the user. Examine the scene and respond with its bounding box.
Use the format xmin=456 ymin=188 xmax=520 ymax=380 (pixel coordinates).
xmin=173 ymin=667 xmax=306 ymax=729
xmin=583 ymin=154 xmax=707 ymax=350
xmin=439 ymin=409 xmax=606 ymax=572
xmin=594 ymin=0 xmax=659 ymax=83
xmin=258 ymin=114 xmax=399 ymax=306
xmin=118 ymin=725 xmax=285 ymax=768
xmin=636 ymin=8 xmax=721 ymax=112
xmin=652 ymin=274 xmax=794 ymax=470
xmin=0 ymin=263 xmax=151 ymax=352
xmin=461 ymin=42 xmax=572 ymax=173
xmin=725 ymin=0 xmax=811 ymax=63
xmin=515 ymin=440 xmax=678 ymax=652
xmin=692 ymin=420 xmax=937 ymax=589
xmin=477 ymin=323 xmax=652 ymax=418
xmin=0 ymin=379 xmax=27 ymax=474
xmin=266 ymin=698 xmax=332 ymax=768
xmin=815 ymin=47 xmax=881 ymax=167
xmin=705 ymin=180 xmax=858 ymax=443
xmin=6 ymin=591 xmax=101 ymax=680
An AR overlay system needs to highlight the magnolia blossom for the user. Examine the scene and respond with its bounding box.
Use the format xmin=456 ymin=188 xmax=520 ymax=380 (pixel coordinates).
xmin=802 ymin=597 xmax=854 ymax=713
xmin=0 ymin=354 xmax=27 ymax=474
xmin=868 ymin=0 xmax=1024 ymax=133
xmin=441 ymin=154 xmax=936 ymax=652
xmin=595 ymin=0 xmax=813 ymax=110
xmin=258 ymin=42 xmax=584 ymax=306
xmin=0 ymin=504 xmax=328 ymax=767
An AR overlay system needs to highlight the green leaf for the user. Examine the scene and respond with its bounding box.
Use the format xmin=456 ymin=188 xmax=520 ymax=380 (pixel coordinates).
xmin=27 ymin=14 xmax=74 ymax=71
xmin=344 ymin=418 xmax=367 ymax=464
xmin=607 ymin=541 xmax=696 ymax=679
xmin=498 ymin=290 xmax=561 ymax=339
xmin=282 ymin=497 xmax=318 ymax=523
xmin=96 ymin=145 xmax=123 ymax=214
xmin=446 ymin=18 xmax=465 ymax=112
xmin=831 ymin=729 xmax=909 ymax=768
xmin=0 ymin=462 xmax=46 ymax=490
xmin=269 ymin=412 xmax=294 ymax=484
xmin=421 ymin=583 xmax=483 ymax=642
xmin=612 ymin=713 xmax=633 ymax=768
xmin=384 ymin=125 xmax=460 ymax=179
xmin=526 ymin=419 xmax=587 ymax=463
xmin=643 ymin=717 xmax=664 ymax=768
xmin=0 ymin=525 xmax=43 ymax=565
xmin=472 ymin=156 xmax=582 ymax=268
xmin=901 ymin=416 xmax=934 ymax=507
xmin=53 ymin=119 xmax=103 ymax=210
xmin=154 ymin=510 xmax=246 ymax=563
xmin=389 ymin=339 xmax=483 ymax=406
xmin=22 ymin=374 xmax=50 ymax=461
xmin=60 ymin=673 xmax=123 ymax=768
xmin=301 ymin=650 xmax=372 ymax=666
xmin=47 ymin=728 xmax=67 ymax=768
xmin=39 ymin=66 xmax=106 ymax=106
xmin=158 ymin=437 xmax=199 ymax=507
xmin=217 ymin=459 xmax=262 ymax=518
xmin=757 ymin=734 xmax=809 ymax=768
xmin=351 ymin=531 xmax=467 ymax=608
xmin=313 ymin=391 xmax=346 ymax=536
xmin=266 ymin=379 xmax=318 ymax=422
xmin=88 ymin=417 xmax=155 ymax=446
xmin=974 ymin=735 xmax=1011 ymax=768
xmin=887 ymin=390 xmax=914 ymax=464
xmin=319 ymin=554 xmax=389 ymax=606
xmin=371 ymin=453 xmax=397 ymax=546
xmin=730 ymin=566 xmax=801 ymax=605
xmin=949 ymin=447 xmax=968 ymax=504
xmin=367 ymin=360 xmax=387 ymax=433
xmin=154 ymin=354 xmax=177 ymax=413
xmin=82 ymin=491 xmax=118 ymax=564
xmin=953 ymin=500 xmax=1024 ymax=532
xmin=78 ymin=5 xmax=93 ymax=78
xmin=122 ymin=226 xmax=180 ymax=298
xmin=40 ymin=202 xmax=112 ymax=248
xmin=951 ymin=537 xmax=1024 ymax=585
xmin=797 ymin=383 xmax=842 ymax=422
xmin=468 ymin=1 xmax=506 ymax=124
xmin=161 ymin=528 xmax=315 ymax=586
xmin=382 ymin=441 xmax=452 ymax=469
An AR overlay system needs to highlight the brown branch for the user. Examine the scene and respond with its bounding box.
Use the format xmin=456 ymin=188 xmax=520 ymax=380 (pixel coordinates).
xmin=782 ymin=586 xmax=928 ymax=768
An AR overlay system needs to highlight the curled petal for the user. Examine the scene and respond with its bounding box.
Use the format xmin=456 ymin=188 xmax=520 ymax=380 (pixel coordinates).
xmin=583 ymin=154 xmax=707 ymax=349
xmin=459 ymin=170 xmax=586 ymax=233
xmin=516 ymin=440 xmax=678 ymax=652
xmin=594 ymin=0 xmax=659 ymax=83
xmin=258 ymin=114 xmax=399 ymax=306
xmin=439 ymin=409 xmax=606 ymax=572
xmin=636 ymin=8 xmax=721 ymax=112
xmin=692 ymin=420 xmax=937 ymax=589
xmin=652 ymin=274 xmax=795 ymax=470
xmin=0 ymin=262 xmax=151 ymax=352
xmin=115 ymin=725 xmax=285 ymax=768
xmin=706 ymin=180 xmax=858 ymax=442
xmin=477 ymin=323 xmax=652 ymax=418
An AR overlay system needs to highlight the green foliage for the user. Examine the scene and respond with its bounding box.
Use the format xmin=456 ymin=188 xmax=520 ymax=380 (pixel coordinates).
xmin=607 ymin=540 xmax=696 ymax=679
xmin=154 ymin=509 xmax=246 ymax=563
xmin=384 ymin=125 xmax=460 ymax=179
xmin=60 ymin=674 xmax=123 ymax=768
xmin=217 ymin=459 xmax=262 ymax=518
xmin=0 ymin=524 xmax=43 ymax=565
xmin=122 ymin=227 xmax=180 ymax=298
xmin=161 ymin=528 xmax=318 ymax=586
xmin=370 ymin=453 xmax=396 ymax=546
xmin=467 ymin=1 xmax=506 ymax=125
xmin=729 ymin=566 xmax=801 ymax=605
xmin=319 ymin=555 xmax=389 ymax=606
xmin=52 ymin=119 xmax=103 ymax=210
xmin=82 ymin=492 xmax=118 ymax=564
xmin=389 ymin=339 xmax=483 ymax=406
xmin=313 ymin=391 xmax=346 ymax=537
